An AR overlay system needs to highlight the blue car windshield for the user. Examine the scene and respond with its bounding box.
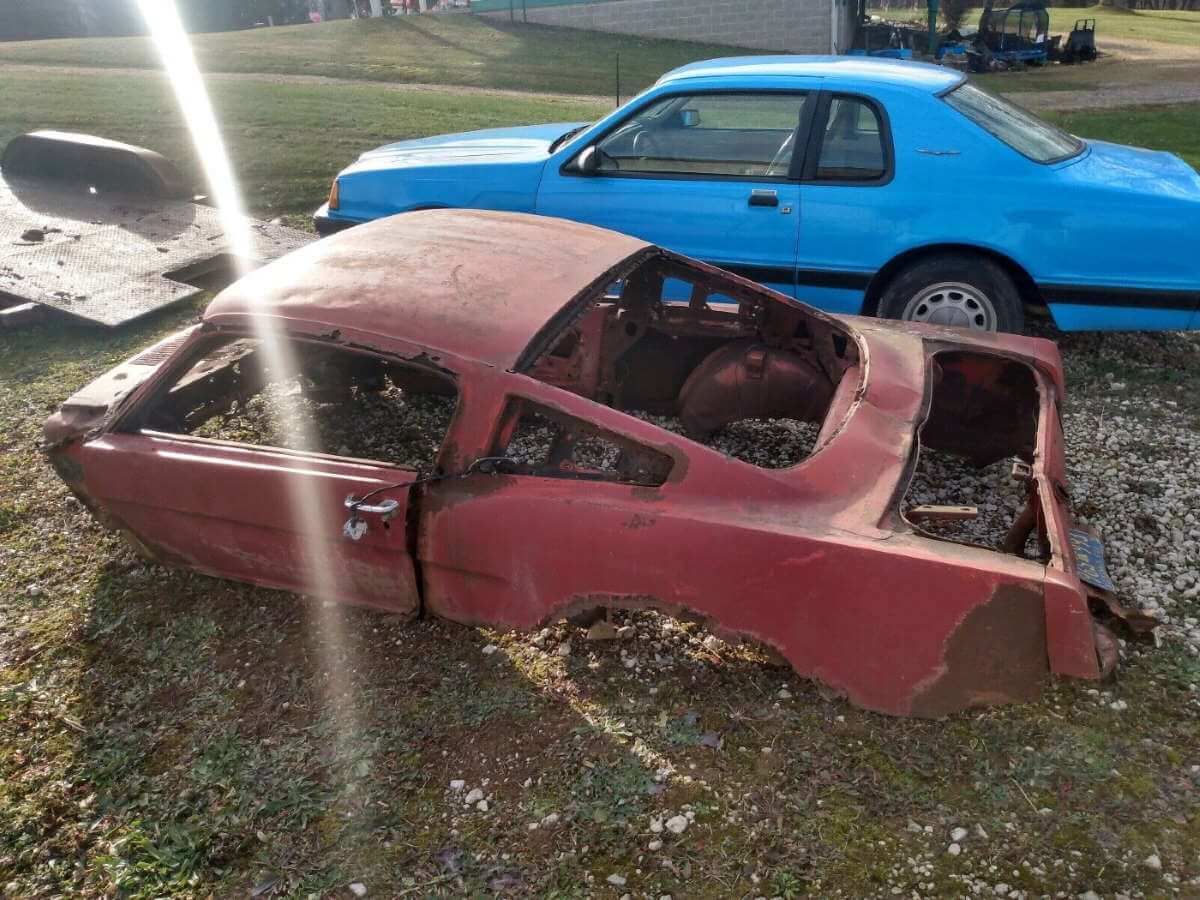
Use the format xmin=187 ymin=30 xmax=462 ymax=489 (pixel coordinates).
xmin=944 ymin=83 xmax=1083 ymax=164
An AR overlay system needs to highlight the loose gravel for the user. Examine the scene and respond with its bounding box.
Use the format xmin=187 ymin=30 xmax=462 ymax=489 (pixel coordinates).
xmin=904 ymin=450 xmax=1030 ymax=551
xmin=631 ymin=411 xmax=821 ymax=469
xmin=191 ymin=378 xmax=455 ymax=469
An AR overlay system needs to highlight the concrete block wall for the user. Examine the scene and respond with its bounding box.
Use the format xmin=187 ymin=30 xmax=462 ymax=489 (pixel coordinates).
xmin=480 ymin=0 xmax=834 ymax=54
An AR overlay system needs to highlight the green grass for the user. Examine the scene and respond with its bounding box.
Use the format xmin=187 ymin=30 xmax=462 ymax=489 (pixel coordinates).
xmin=0 ymin=68 xmax=606 ymax=222
xmin=0 ymin=15 xmax=752 ymax=96
xmin=876 ymin=3 xmax=1200 ymax=47
xmin=1044 ymin=102 xmax=1200 ymax=169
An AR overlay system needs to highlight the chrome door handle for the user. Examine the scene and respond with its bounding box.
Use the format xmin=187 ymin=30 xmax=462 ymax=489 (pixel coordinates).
xmin=344 ymin=495 xmax=399 ymax=516
xmin=748 ymin=189 xmax=778 ymax=207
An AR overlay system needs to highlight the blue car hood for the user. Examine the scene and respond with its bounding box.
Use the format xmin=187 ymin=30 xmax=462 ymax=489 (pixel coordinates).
xmin=332 ymin=122 xmax=589 ymax=223
xmin=1060 ymin=140 xmax=1200 ymax=201
xmin=350 ymin=122 xmax=587 ymax=172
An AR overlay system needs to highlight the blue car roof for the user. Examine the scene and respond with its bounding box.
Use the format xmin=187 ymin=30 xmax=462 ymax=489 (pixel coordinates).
xmin=658 ymin=55 xmax=965 ymax=93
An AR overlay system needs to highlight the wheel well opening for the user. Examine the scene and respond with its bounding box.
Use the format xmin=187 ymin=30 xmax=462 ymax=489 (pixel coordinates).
xmin=862 ymin=245 xmax=1045 ymax=318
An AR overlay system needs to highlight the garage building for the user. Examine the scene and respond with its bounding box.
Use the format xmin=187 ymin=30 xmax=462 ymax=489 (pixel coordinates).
xmin=473 ymin=0 xmax=859 ymax=54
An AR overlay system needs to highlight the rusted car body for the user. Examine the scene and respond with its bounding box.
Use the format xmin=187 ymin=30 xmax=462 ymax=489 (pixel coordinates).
xmin=44 ymin=210 xmax=1138 ymax=716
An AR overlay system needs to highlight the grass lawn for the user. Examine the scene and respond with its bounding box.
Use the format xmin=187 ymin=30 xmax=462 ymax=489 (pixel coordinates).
xmin=874 ymin=3 xmax=1200 ymax=47
xmin=0 ymin=68 xmax=606 ymax=224
xmin=1044 ymin=103 xmax=1200 ymax=169
xmin=0 ymin=15 xmax=752 ymax=97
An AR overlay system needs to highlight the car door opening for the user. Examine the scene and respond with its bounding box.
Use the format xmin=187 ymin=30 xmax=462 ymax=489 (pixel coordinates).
xmin=123 ymin=335 xmax=459 ymax=472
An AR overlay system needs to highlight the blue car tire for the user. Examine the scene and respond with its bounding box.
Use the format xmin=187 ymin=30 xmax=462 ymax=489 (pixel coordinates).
xmin=878 ymin=252 xmax=1024 ymax=334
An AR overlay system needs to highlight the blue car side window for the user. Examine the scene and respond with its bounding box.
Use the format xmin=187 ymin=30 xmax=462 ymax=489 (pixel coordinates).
xmin=813 ymin=96 xmax=888 ymax=183
xmin=595 ymin=92 xmax=808 ymax=180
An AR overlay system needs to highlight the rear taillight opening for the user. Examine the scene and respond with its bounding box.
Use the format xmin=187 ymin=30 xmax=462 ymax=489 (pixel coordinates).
xmin=903 ymin=351 xmax=1049 ymax=561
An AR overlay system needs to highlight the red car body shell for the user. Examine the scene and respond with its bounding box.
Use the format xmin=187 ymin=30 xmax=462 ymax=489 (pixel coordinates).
xmin=44 ymin=210 xmax=1111 ymax=717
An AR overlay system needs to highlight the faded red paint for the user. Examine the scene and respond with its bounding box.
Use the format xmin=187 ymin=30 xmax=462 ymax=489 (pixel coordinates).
xmin=44 ymin=210 xmax=1143 ymax=717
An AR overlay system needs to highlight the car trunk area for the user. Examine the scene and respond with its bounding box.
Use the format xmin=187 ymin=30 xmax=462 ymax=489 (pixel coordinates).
xmin=903 ymin=350 xmax=1049 ymax=560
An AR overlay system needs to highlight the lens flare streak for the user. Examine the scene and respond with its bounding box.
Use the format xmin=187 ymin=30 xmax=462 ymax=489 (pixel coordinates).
xmin=136 ymin=0 xmax=371 ymax=804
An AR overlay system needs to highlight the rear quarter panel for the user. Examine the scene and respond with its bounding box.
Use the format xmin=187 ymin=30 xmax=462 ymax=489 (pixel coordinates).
xmin=797 ymin=82 xmax=1053 ymax=312
xmin=813 ymin=84 xmax=1197 ymax=329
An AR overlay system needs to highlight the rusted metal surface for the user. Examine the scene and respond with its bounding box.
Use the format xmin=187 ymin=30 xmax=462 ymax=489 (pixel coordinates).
xmin=676 ymin=340 xmax=834 ymax=439
xmin=0 ymin=132 xmax=312 ymax=327
xmin=3 ymin=131 xmax=191 ymax=200
xmin=205 ymin=209 xmax=651 ymax=369
xmin=42 ymin=209 xmax=1151 ymax=717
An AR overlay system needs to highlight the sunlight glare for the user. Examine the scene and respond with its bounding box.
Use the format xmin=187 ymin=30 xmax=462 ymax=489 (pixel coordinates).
xmin=136 ymin=0 xmax=372 ymax=809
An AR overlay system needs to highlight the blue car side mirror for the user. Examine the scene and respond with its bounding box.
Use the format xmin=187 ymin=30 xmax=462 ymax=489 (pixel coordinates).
xmin=573 ymin=146 xmax=600 ymax=174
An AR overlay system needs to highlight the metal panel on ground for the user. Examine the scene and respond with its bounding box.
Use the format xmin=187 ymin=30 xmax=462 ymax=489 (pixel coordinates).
xmin=0 ymin=174 xmax=312 ymax=326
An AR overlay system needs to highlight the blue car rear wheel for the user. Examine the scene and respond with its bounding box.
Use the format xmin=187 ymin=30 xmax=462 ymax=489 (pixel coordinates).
xmin=879 ymin=252 xmax=1024 ymax=334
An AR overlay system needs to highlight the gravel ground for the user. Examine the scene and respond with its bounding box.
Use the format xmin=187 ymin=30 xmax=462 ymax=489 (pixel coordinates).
xmin=1053 ymin=331 xmax=1200 ymax=646
xmin=191 ymin=379 xmax=455 ymax=469
xmin=631 ymin=411 xmax=821 ymax=469
xmin=904 ymin=451 xmax=1030 ymax=551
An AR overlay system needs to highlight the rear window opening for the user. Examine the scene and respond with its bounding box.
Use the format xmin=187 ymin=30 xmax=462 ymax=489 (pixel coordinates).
xmin=124 ymin=336 xmax=457 ymax=471
xmin=520 ymin=252 xmax=860 ymax=470
xmin=903 ymin=351 xmax=1048 ymax=559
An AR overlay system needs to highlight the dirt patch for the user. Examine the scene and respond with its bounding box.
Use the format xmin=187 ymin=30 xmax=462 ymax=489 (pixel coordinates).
xmin=1018 ymin=78 xmax=1200 ymax=112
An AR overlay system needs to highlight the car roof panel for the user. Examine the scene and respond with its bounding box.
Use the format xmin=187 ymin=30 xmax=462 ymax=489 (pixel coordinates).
xmin=658 ymin=55 xmax=964 ymax=93
xmin=203 ymin=209 xmax=651 ymax=368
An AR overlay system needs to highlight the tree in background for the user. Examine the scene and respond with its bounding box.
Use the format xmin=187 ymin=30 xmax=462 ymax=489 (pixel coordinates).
xmin=940 ymin=0 xmax=973 ymax=31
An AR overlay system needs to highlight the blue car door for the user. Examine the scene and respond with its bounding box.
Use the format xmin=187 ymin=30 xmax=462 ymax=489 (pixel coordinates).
xmin=793 ymin=91 xmax=898 ymax=315
xmin=536 ymin=90 xmax=816 ymax=297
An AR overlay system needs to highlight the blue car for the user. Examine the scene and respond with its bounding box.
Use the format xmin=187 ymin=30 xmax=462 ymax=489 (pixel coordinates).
xmin=314 ymin=56 xmax=1200 ymax=333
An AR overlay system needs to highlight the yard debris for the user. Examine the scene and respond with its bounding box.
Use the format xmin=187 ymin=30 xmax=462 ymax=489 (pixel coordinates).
xmin=664 ymin=815 xmax=689 ymax=835
xmin=585 ymin=619 xmax=619 ymax=641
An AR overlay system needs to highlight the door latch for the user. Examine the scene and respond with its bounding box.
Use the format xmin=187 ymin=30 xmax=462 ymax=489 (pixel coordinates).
xmin=748 ymin=189 xmax=778 ymax=208
xmin=342 ymin=495 xmax=399 ymax=541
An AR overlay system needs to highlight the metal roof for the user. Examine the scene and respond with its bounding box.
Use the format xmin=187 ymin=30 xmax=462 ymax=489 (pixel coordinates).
xmin=203 ymin=209 xmax=651 ymax=368
xmin=658 ymin=55 xmax=965 ymax=93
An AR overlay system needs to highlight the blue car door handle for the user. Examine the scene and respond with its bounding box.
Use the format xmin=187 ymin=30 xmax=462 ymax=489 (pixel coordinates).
xmin=748 ymin=189 xmax=778 ymax=208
